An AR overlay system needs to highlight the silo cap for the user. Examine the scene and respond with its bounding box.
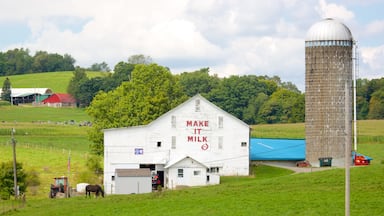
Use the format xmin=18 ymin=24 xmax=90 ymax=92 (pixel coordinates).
xmin=306 ymin=18 xmax=353 ymax=41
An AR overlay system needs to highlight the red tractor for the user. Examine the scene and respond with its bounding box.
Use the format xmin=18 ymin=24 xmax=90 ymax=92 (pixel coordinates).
xmin=49 ymin=177 xmax=70 ymax=198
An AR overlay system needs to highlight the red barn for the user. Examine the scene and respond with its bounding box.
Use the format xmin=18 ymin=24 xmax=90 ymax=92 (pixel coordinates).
xmin=42 ymin=93 xmax=77 ymax=108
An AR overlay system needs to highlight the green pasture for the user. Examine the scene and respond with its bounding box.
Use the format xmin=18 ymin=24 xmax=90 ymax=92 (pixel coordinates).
xmin=3 ymin=164 xmax=384 ymax=215
xmin=0 ymin=105 xmax=383 ymax=215
xmin=0 ymin=106 xmax=90 ymax=122
xmin=0 ymin=71 xmax=106 ymax=93
xmin=251 ymin=123 xmax=305 ymax=138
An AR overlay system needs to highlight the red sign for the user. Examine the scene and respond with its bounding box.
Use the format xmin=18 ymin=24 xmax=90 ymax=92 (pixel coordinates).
xmin=186 ymin=120 xmax=209 ymax=150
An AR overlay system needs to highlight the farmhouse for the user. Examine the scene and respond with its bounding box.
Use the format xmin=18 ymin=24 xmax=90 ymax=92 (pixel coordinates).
xmin=103 ymin=94 xmax=250 ymax=194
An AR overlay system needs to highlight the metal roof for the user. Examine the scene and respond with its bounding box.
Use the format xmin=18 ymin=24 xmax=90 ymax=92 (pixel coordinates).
xmin=115 ymin=168 xmax=151 ymax=177
xmin=306 ymin=18 xmax=353 ymax=41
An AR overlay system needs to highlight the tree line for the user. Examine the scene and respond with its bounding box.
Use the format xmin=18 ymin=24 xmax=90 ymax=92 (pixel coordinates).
xmin=0 ymin=48 xmax=76 ymax=76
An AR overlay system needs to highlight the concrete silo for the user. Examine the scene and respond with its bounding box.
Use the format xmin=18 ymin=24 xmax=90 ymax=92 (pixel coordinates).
xmin=305 ymin=18 xmax=353 ymax=167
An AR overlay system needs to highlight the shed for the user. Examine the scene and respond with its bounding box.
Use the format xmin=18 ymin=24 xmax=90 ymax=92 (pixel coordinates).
xmin=165 ymin=156 xmax=219 ymax=189
xmin=42 ymin=93 xmax=76 ymax=107
xmin=114 ymin=168 xmax=152 ymax=194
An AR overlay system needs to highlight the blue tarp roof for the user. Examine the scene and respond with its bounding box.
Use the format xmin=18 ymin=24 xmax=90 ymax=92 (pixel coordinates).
xmin=250 ymin=138 xmax=305 ymax=161
xmin=250 ymin=138 xmax=373 ymax=161
xmin=352 ymin=151 xmax=373 ymax=161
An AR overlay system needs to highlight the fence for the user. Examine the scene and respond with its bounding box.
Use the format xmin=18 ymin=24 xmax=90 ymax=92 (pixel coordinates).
xmin=0 ymin=196 xmax=26 ymax=214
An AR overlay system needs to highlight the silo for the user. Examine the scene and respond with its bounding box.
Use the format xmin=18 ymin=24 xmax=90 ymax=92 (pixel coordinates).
xmin=305 ymin=18 xmax=353 ymax=167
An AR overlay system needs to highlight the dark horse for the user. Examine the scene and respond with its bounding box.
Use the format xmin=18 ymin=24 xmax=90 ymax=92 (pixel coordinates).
xmin=85 ymin=184 xmax=104 ymax=198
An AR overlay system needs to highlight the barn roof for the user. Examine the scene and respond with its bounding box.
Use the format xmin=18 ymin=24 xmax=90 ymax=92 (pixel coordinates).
xmin=42 ymin=93 xmax=76 ymax=103
xmin=6 ymin=88 xmax=53 ymax=97
xmin=165 ymin=155 xmax=208 ymax=169
xmin=115 ymin=168 xmax=151 ymax=177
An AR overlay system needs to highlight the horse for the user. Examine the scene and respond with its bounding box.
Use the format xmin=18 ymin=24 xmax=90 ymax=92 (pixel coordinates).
xmin=85 ymin=184 xmax=104 ymax=198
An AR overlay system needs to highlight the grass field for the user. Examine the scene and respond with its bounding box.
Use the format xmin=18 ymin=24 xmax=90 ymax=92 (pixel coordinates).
xmin=0 ymin=71 xmax=106 ymax=93
xmin=0 ymin=106 xmax=383 ymax=215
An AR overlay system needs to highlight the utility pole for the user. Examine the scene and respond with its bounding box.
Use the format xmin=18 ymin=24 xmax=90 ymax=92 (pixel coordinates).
xmin=11 ymin=128 xmax=18 ymax=198
xmin=345 ymin=82 xmax=351 ymax=216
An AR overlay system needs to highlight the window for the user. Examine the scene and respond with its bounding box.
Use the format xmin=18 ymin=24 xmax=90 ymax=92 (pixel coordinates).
xmin=195 ymin=99 xmax=200 ymax=112
xmin=157 ymin=141 xmax=161 ymax=147
xmin=171 ymin=115 xmax=176 ymax=128
xmin=241 ymin=142 xmax=247 ymax=147
xmin=178 ymin=169 xmax=184 ymax=178
xmin=218 ymin=116 xmax=223 ymax=128
xmin=194 ymin=170 xmax=201 ymax=176
xmin=209 ymin=167 xmax=220 ymax=173
xmin=218 ymin=136 xmax=223 ymax=149
xmin=172 ymin=136 xmax=176 ymax=149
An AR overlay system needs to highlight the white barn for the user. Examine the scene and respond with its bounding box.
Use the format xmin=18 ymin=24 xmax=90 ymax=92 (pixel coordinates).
xmin=103 ymin=94 xmax=250 ymax=194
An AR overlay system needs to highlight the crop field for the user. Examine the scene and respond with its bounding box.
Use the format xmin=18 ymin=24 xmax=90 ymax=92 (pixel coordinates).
xmin=0 ymin=71 xmax=106 ymax=93
xmin=0 ymin=106 xmax=383 ymax=215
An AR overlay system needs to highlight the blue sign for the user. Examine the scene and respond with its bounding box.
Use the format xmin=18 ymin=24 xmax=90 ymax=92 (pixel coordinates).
xmin=134 ymin=148 xmax=144 ymax=155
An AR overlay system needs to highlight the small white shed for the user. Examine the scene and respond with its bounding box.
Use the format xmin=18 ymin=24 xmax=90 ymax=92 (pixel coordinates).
xmin=114 ymin=168 xmax=152 ymax=194
xmin=165 ymin=156 xmax=219 ymax=189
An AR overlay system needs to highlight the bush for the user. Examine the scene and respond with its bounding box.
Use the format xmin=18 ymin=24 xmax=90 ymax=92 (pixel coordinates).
xmin=0 ymin=161 xmax=27 ymax=200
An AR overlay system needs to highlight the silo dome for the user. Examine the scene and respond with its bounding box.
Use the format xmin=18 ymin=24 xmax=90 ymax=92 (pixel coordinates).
xmin=306 ymin=18 xmax=353 ymax=41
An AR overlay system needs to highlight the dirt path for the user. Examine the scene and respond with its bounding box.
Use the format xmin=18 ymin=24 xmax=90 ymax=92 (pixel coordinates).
xmin=262 ymin=161 xmax=334 ymax=173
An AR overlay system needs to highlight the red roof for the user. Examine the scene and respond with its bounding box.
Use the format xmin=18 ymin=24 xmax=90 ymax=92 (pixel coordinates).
xmin=42 ymin=93 xmax=76 ymax=104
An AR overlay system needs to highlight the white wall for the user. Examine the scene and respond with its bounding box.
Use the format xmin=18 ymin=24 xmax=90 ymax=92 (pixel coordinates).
xmin=165 ymin=157 xmax=208 ymax=189
xmin=115 ymin=177 xmax=151 ymax=194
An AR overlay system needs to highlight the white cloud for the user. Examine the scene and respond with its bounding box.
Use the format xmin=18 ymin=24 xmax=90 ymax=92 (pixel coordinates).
xmin=360 ymin=45 xmax=384 ymax=78
xmin=1 ymin=0 xmax=383 ymax=92
xmin=316 ymin=0 xmax=354 ymax=21
xmin=365 ymin=20 xmax=384 ymax=35
xmin=210 ymin=36 xmax=305 ymax=90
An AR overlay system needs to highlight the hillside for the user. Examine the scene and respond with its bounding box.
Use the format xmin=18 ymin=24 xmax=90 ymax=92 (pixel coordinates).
xmin=0 ymin=71 xmax=107 ymax=93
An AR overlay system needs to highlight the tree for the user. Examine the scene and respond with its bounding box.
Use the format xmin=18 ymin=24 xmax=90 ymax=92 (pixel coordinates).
xmin=89 ymin=62 xmax=110 ymax=72
xmin=127 ymin=54 xmax=153 ymax=65
xmin=0 ymin=52 xmax=6 ymax=76
xmin=4 ymin=48 xmax=33 ymax=75
xmin=76 ymin=77 xmax=106 ymax=106
xmin=0 ymin=161 xmax=27 ymax=200
xmin=368 ymin=90 xmax=384 ymax=119
xmin=243 ymin=93 xmax=269 ymax=124
xmin=258 ymin=88 xmax=304 ymax=124
xmin=178 ymin=68 xmax=220 ymax=97
xmin=1 ymin=77 xmax=11 ymax=102
xmin=87 ymin=64 xmax=187 ymax=155
xmin=67 ymin=67 xmax=88 ymax=106
xmin=206 ymin=75 xmax=278 ymax=121
xmin=110 ymin=61 xmax=135 ymax=85
xmin=356 ymin=78 xmax=384 ymax=120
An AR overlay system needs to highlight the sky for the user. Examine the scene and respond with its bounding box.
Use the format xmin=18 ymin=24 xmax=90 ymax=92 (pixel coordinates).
xmin=1 ymin=0 xmax=383 ymax=91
